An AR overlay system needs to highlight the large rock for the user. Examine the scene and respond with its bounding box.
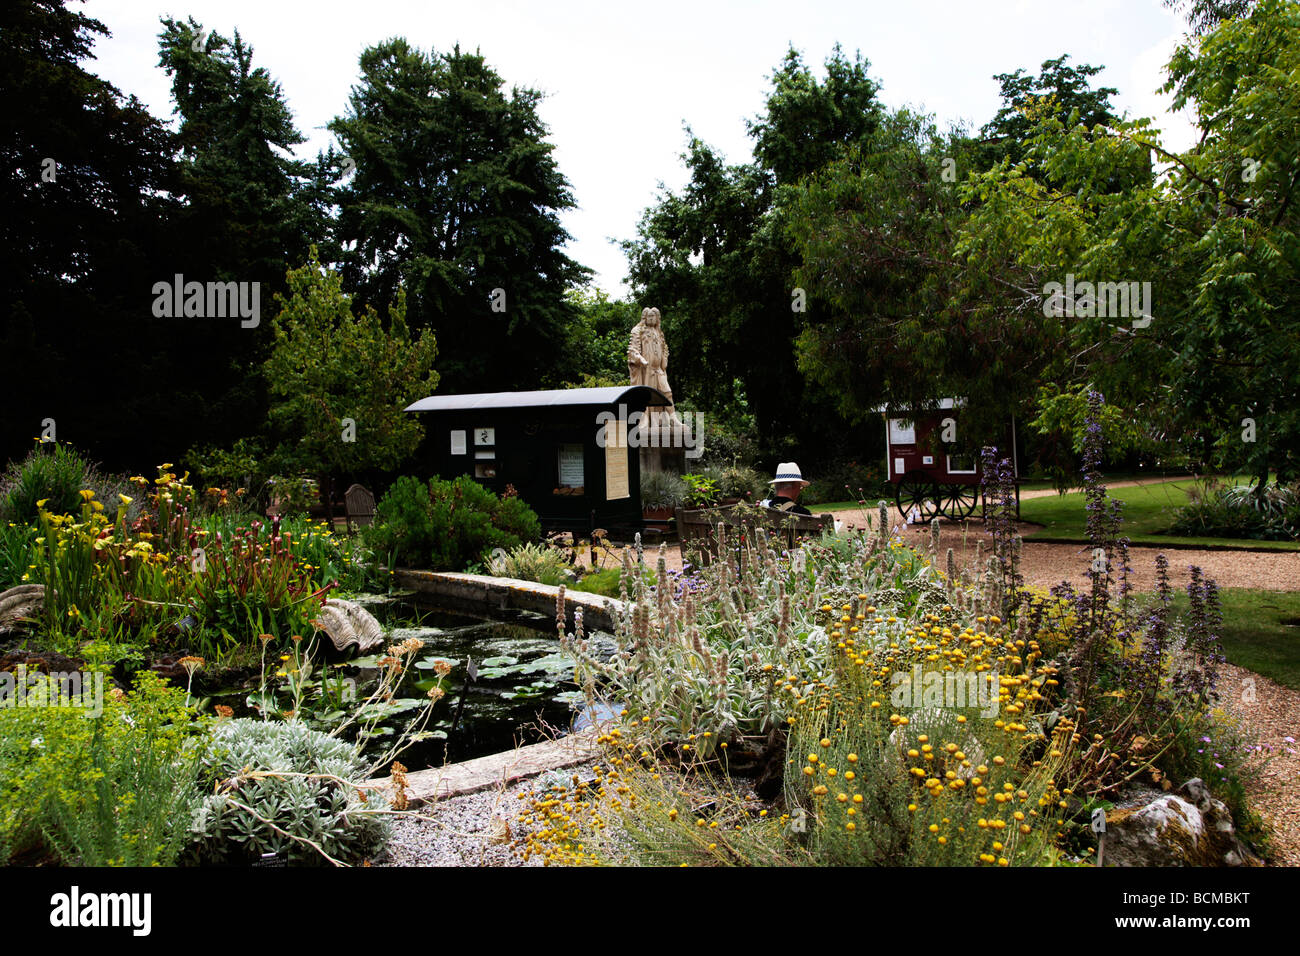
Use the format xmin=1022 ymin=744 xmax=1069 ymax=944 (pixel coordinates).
xmin=1104 ymin=778 xmax=1262 ymax=867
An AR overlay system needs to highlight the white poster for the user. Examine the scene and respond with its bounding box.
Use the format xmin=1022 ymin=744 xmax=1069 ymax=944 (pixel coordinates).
xmin=450 ymin=430 xmax=467 ymax=455
xmin=605 ymin=421 xmax=629 ymax=500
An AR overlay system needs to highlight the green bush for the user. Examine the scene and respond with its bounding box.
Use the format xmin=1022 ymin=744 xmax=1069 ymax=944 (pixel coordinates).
xmin=489 ymin=542 xmax=573 ymax=586
xmin=0 ymin=670 xmax=201 ymax=866
xmin=640 ymin=470 xmax=687 ymax=510
xmin=1170 ymin=479 xmax=1298 ymax=540
xmin=364 ymin=475 xmax=541 ymax=571
xmin=803 ymin=460 xmax=884 ymax=506
xmin=702 ymin=464 xmax=766 ymax=502
xmin=187 ymin=718 xmax=389 ymax=866
xmin=0 ymin=444 xmax=132 ymax=526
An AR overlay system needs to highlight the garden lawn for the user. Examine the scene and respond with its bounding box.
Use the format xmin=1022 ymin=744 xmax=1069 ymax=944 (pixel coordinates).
xmin=1019 ymin=479 xmax=1300 ymax=551
xmin=1170 ymin=589 xmax=1300 ymax=692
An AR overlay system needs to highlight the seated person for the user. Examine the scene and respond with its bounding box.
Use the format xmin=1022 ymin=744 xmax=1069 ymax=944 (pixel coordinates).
xmin=759 ymin=462 xmax=812 ymax=516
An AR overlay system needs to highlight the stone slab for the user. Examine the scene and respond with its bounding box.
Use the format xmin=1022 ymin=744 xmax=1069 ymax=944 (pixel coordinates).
xmin=392 ymin=570 xmax=624 ymax=633
xmin=365 ymin=728 xmax=599 ymax=807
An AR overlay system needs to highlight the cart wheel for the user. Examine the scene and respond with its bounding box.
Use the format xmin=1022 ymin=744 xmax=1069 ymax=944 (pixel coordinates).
xmin=896 ymin=471 xmax=941 ymax=522
xmin=938 ymin=483 xmax=980 ymax=521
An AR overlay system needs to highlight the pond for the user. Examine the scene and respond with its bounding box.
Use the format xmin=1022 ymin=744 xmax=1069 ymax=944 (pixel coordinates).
xmin=205 ymin=595 xmax=599 ymax=774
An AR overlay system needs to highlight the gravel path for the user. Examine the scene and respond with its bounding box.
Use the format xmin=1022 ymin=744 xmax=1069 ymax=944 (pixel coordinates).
xmin=1218 ymin=662 xmax=1300 ymax=866
xmin=378 ymin=773 xmax=553 ymax=867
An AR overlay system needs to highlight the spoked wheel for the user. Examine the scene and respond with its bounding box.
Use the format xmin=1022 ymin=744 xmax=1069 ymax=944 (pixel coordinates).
xmin=896 ymin=470 xmax=942 ymax=522
xmin=937 ymin=482 xmax=979 ymax=521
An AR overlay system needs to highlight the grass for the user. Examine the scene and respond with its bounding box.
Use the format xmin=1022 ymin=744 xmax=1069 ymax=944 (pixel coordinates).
xmin=1018 ymin=478 xmax=1300 ymax=551
xmin=1159 ymin=589 xmax=1300 ymax=692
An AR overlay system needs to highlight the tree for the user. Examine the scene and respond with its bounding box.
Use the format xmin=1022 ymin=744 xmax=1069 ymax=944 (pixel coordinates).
xmin=261 ymin=250 xmax=440 ymax=515
xmin=977 ymin=55 xmax=1118 ymax=169
xmin=328 ymin=40 xmax=588 ymax=392
xmin=0 ymin=0 xmax=179 ymax=467
xmin=557 ymin=287 xmax=639 ymax=388
xmin=158 ymin=17 xmax=332 ymax=289
xmin=922 ymin=0 xmax=1300 ymax=487
xmin=151 ymin=18 xmax=337 ymax=459
xmin=622 ymin=46 xmax=884 ymax=466
xmin=786 ymin=109 xmax=1047 ymax=447
xmin=1163 ymin=0 xmax=1261 ymax=35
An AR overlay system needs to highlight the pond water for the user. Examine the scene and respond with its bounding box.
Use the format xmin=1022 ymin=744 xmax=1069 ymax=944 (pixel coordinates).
xmin=208 ymin=596 xmax=595 ymax=774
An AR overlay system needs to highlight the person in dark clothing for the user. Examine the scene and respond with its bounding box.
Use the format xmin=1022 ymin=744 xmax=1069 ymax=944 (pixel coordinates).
xmin=759 ymin=461 xmax=812 ymax=516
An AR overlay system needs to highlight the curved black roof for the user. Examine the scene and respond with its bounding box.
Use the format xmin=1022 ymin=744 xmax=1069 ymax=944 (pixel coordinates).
xmin=405 ymin=385 xmax=671 ymax=413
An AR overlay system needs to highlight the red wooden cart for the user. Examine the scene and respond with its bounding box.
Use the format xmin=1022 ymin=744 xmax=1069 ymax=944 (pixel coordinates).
xmin=878 ymin=400 xmax=1020 ymax=522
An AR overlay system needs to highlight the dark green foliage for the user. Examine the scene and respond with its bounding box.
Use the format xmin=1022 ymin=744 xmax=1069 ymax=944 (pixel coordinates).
xmin=365 ymin=475 xmax=541 ymax=571
xmin=977 ymin=54 xmax=1119 ymax=169
xmin=329 ymin=40 xmax=589 ymax=392
xmin=622 ymin=46 xmax=883 ymax=463
xmin=1170 ymin=481 xmax=1299 ymax=540
xmin=0 ymin=1 xmax=179 ymax=468
xmin=0 ymin=443 xmax=134 ymax=525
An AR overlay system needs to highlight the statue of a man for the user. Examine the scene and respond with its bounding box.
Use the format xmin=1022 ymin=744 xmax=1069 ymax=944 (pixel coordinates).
xmin=628 ymin=307 xmax=678 ymax=426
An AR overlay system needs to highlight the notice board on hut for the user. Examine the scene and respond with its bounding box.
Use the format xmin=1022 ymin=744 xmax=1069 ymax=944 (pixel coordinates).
xmin=604 ymin=419 xmax=629 ymax=500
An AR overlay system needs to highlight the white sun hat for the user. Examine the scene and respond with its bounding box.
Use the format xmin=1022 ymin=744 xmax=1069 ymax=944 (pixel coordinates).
xmin=768 ymin=462 xmax=811 ymax=487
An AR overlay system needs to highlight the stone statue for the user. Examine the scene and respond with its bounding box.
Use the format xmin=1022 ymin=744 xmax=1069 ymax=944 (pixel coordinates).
xmin=628 ymin=307 xmax=678 ymax=427
xmin=628 ymin=306 xmax=688 ymax=475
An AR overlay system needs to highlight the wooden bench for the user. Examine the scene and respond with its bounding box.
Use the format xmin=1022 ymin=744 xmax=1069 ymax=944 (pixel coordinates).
xmin=675 ymin=504 xmax=833 ymax=569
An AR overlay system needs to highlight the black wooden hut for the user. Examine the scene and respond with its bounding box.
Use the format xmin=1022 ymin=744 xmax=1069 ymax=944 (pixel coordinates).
xmin=404 ymin=386 xmax=671 ymax=534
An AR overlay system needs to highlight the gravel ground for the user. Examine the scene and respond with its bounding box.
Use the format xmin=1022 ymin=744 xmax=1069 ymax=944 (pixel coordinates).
xmin=1218 ymin=662 xmax=1300 ymax=866
xmin=377 ymin=773 xmax=561 ymax=867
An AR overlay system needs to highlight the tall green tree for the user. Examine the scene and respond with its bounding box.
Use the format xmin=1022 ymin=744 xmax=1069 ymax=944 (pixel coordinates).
xmin=328 ymin=40 xmax=588 ymax=392
xmin=261 ymin=250 xmax=440 ymax=513
xmin=787 ymin=109 xmax=1041 ymax=446
xmin=977 ymin=55 xmax=1118 ymax=169
xmin=0 ymin=0 xmax=178 ymax=467
xmin=622 ymin=46 xmax=884 ymax=465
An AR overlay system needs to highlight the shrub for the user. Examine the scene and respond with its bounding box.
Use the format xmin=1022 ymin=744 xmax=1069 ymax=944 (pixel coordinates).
xmin=1169 ymin=479 xmax=1298 ymax=540
xmin=681 ymin=473 xmax=721 ymax=507
xmin=802 ymin=460 xmax=884 ymax=506
xmin=705 ymin=464 xmax=766 ymax=502
xmin=0 ymin=443 xmax=137 ymax=526
xmin=0 ymin=670 xmax=201 ymax=866
xmin=640 ymin=470 xmax=687 ymax=510
xmin=364 ymin=475 xmax=541 ymax=571
xmin=489 ymin=542 xmax=572 ymax=586
xmin=187 ymin=718 xmax=389 ymax=866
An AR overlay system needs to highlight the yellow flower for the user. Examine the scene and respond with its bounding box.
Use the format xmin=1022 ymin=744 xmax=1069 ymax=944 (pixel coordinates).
xmin=78 ymin=489 xmax=95 ymax=501
xmin=36 ymin=498 xmax=49 ymax=509
xmin=118 ymin=494 xmax=133 ymax=505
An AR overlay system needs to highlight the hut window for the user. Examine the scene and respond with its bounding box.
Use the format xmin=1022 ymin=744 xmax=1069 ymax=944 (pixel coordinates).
xmin=557 ymin=444 xmax=585 ymax=491
xmin=947 ymin=453 xmax=977 ymax=475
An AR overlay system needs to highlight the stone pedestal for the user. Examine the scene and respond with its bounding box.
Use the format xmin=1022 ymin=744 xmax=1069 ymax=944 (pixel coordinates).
xmin=637 ymin=415 xmax=687 ymax=476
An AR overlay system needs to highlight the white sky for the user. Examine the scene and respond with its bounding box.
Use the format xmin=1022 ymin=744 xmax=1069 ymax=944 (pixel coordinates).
xmin=82 ymin=0 xmax=1200 ymax=295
